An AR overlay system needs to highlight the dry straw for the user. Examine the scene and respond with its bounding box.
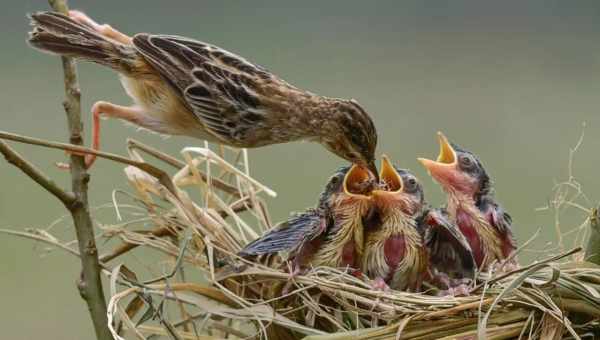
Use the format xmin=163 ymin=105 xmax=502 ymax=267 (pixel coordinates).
xmin=6 ymin=137 xmax=598 ymax=340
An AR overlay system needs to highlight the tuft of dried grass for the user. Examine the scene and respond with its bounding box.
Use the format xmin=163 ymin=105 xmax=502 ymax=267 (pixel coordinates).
xmin=6 ymin=139 xmax=600 ymax=340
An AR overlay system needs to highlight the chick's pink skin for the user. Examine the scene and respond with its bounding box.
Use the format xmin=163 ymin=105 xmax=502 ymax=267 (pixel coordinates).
xmin=418 ymin=133 xmax=517 ymax=271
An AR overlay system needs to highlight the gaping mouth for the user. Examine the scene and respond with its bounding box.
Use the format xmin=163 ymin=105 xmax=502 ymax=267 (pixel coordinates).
xmin=343 ymin=164 xmax=375 ymax=196
xmin=378 ymin=155 xmax=402 ymax=193
xmin=417 ymin=132 xmax=457 ymax=171
xmin=436 ymin=132 xmax=456 ymax=165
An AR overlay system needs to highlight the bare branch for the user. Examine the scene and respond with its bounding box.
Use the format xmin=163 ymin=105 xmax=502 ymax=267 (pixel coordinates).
xmin=0 ymin=130 xmax=179 ymax=197
xmin=44 ymin=1 xmax=112 ymax=339
xmin=0 ymin=140 xmax=75 ymax=206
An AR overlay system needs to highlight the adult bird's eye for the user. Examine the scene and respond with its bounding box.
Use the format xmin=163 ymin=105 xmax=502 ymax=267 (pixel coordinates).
xmin=347 ymin=152 xmax=359 ymax=161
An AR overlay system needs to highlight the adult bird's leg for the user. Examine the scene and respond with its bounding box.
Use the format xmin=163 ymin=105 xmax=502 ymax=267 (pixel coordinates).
xmin=58 ymin=101 xmax=147 ymax=169
xmin=68 ymin=10 xmax=132 ymax=44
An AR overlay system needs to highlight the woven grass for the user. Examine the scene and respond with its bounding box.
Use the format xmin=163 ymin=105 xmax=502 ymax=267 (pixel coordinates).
xmin=9 ymin=140 xmax=600 ymax=340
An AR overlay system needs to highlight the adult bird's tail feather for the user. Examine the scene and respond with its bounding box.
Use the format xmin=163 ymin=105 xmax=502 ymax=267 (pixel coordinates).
xmin=28 ymin=11 xmax=137 ymax=74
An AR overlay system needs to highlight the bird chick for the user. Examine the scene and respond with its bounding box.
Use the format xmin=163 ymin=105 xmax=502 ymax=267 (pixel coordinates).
xmin=418 ymin=132 xmax=518 ymax=272
xmin=363 ymin=156 xmax=475 ymax=293
xmin=239 ymin=164 xmax=375 ymax=272
xmin=419 ymin=207 xmax=476 ymax=295
xmin=28 ymin=11 xmax=377 ymax=175
xmin=362 ymin=156 xmax=427 ymax=291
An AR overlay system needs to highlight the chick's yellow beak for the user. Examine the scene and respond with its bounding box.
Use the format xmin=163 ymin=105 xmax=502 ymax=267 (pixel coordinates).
xmin=417 ymin=132 xmax=457 ymax=175
xmin=344 ymin=164 xmax=374 ymax=196
xmin=377 ymin=155 xmax=402 ymax=193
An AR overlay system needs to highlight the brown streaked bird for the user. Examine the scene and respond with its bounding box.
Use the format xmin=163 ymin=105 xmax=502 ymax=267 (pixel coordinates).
xmin=239 ymin=164 xmax=375 ymax=272
xmin=362 ymin=156 xmax=475 ymax=292
xmin=418 ymin=132 xmax=518 ymax=272
xmin=27 ymin=11 xmax=378 ymax=175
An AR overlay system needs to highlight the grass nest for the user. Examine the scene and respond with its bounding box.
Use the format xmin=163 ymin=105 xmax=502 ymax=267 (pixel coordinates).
xmin=14 ymin=141 xmax=600 ymax=340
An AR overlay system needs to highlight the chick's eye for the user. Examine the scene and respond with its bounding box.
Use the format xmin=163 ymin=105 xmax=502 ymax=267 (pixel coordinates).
xmin=460 ymin=155 xmax=473 ymax=167
xmin=405 ymin=177 xmax=417 ymax=190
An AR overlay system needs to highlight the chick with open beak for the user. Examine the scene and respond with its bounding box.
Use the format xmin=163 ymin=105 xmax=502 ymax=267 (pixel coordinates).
xmin=418 ymin=132 xmax=518 ymax=272
xmin=362 ymin=156 xmax=428 ymax=291
xmin=363 ymin=156 xmax=477 ymax=293
xmin=239 ymin=164 xmax=375 ymax=271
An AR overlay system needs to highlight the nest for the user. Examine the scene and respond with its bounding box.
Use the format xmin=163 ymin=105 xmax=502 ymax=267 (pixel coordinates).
xmin=17 ymin=141 xmax=600 ymax=340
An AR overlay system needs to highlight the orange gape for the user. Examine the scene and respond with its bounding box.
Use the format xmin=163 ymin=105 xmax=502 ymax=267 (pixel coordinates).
xmin=419 ymin=132 xmax=518 ymax=272
xmin=362 ymin=156 xmax=475 ymax=292
xmin=239 ymin=165 xmax=375 ymax=272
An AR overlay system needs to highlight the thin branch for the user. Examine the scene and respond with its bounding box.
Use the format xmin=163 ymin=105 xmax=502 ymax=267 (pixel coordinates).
xmin=45 ymin=1 xmax=112 ymax=339
xmin=0 ymin=228 xmax=80 ymax=257
xmin=0 ymin=130 xmax=179 ymax=196
xmin=0 ymin=140 xmax=75 ymax=206
xmin=127 ymin=138 xmax=186 ymax=168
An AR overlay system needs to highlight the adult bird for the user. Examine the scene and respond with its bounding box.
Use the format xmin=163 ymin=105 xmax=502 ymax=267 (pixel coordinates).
xmin=418 ymin=132 xmax=517 ymax=272
xmin=28 ymin=11 xmax=378 ymax=175
xmin=362 ymin=156 xmax=475 ymax=292
xmin=239 ymin=164 xmax=375 ymax=272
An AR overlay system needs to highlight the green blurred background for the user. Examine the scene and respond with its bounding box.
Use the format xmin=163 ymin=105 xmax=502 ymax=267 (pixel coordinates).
xmin=2 ymin=1 xmax=600 ymax=338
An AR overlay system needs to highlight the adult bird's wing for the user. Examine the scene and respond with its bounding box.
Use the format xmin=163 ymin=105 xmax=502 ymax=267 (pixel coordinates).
xmin=238 ymin=208 xmax=327 ymax=257
xmin=132 ymin=34 xmax=290 ymax=144
xmin=421 ymin=208 xmax=477 ymax=279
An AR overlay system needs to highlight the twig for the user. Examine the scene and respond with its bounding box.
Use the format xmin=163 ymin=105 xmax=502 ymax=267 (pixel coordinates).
xmin=44 ymin=1 xmax=112 ymax=339
xmin=0 ymin=140 xmax=75 ymax=206
xmin=0 ymin=228 xmax=80 ymax=258
xmin=0 ymin=130 xmax=178 ymax=196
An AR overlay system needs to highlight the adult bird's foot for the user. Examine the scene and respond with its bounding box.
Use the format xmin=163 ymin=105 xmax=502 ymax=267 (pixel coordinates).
xmin=68 ymin=10 xmax=132 ymax=44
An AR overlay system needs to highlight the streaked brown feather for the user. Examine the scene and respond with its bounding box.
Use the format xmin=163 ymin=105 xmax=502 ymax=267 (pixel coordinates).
xmin=132 ymin=34 xmax=315 ymax=145
xmin=28 ymin=11 xmax=377 ymax=167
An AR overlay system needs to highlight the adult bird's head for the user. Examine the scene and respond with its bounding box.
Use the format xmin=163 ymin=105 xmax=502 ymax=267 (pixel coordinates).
xmin=371 ymin=155 xmax=425 ymax=216
xmin=321 ymin=99 xmax=378 ymax=180
xmin=418 ymin=132 xmax=491 ymax=200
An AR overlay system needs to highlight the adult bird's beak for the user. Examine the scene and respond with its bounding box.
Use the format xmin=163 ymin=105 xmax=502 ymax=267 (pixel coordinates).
xmin=367 ymin=160 xmax=379 ymax=182
xmin=344 ymin=164 xmax=375 ymax=196
xmin=417 ymin=132 xmax=457 ymax=181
